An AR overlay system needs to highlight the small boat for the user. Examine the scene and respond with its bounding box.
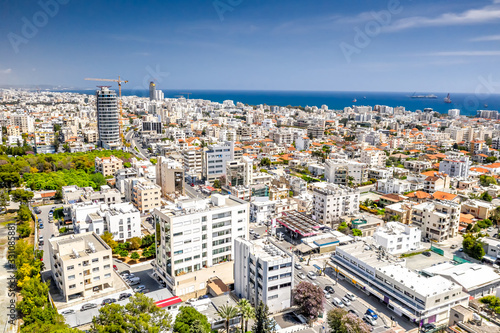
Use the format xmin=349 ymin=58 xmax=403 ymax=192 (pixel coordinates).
xmin=352 ymin=98 xmax=357 ymax=103
xmin=484 ymin=103 xmax=488 ymax=108
xmin=444 ymin=93 xmax=451 ymax=103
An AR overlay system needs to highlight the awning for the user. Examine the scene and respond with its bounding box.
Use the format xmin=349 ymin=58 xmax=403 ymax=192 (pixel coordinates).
xmin=155 ymin=296 xmax=182 ymax=308
xmin=295 ymin=243 xmax=314 ymax=253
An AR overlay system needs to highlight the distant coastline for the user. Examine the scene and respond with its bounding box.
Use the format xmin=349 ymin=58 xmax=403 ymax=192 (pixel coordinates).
xmin=50 ymin=89 xmax=500 ymax=116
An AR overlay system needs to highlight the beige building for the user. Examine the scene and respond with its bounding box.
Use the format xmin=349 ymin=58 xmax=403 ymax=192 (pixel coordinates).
xmin=48 ymin=232 xmax=114 ymax=302
xmin=412 ymin=200 xmax=460 ymax=242
xmin=6 ymin=125 xmax=20 ymax=137
xmin=461 ymin=199 xmax=493 ymax=220
xmin=131 ymin=180 xmax=161 ymax=213
xmin=95 ymin=155 xmax=124 ymax=177
xmin=84 ymin=130 xmax=98 ymax=143
xmin=156 ymin=156 xmax=184 ymax=197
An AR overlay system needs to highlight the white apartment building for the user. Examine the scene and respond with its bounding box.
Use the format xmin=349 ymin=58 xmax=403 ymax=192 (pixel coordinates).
xmin=226 ymin=156 xmax=253 ymax=187
xmin=333 ymin=242 xmax=468 ymax=326
xmin=411 ymin=201 xmax=460 ymax=242
xmin=95 ymin=155 xmax=124 ymax=177
xmin=439 ymin=157 xmax=470 ymax=179
xmin=153 ymin=194 xmax=249 ymax=299
xmin=376 ymin=178 xmax=412 ymax=195
xmin=373 ymin=222 xmax=421 ymax=255
xmin=234 ymin=237 xmax=294 ymax=313
xmin=71 ymin=202 xmax=141 ymax=242
xmin=183 ymin=149 xmax=203 ymax=175
xmin=324 ymin=159 xmax=368 ymax=185
xmin=203 ymin=142 xmax=235 ymax=182
xmin=49 ymin=232 xmax=114 ymax=302
xmin=312 ymin=183 xmax=360 ymax=225
xmin=360 ymin=148 xmax=387 ymax=167
xmin=250 ymin=198 xmax=276 ymax=224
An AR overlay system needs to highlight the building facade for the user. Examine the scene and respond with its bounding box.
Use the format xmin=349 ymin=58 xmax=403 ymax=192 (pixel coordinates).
xmin=96 ymin=87 xmax=121 ymax=149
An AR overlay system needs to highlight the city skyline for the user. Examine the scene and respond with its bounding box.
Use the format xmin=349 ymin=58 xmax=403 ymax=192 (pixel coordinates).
xmin=2 ymin=0 xmax=500 ymax=93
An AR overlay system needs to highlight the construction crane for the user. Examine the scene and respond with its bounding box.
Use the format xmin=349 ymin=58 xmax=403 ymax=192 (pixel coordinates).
xmin=85 ymin=76 xmax=129 ymax=144
xmin=180 ymin=92 xmax=192 ymax=99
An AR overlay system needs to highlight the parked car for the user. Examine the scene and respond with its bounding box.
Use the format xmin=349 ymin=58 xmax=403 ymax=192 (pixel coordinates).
xmin=365 ymin=309 xmax=378 ymax=320
xmin=332 ymin=297 xmax=344 ymax=308
xmin=459 ymin=248 xmax=463 ymax=252
xmin=421 ymin=323 xmax=436 ymax=332
xmin=34 ymin=208 xmax=41 ymax=214
xmin=133 ymin=285 xmax=146 ymax=293
xmin=323 ymin=290 xmax=331 ymax=299
xmin=39 ymin=223 xmax=44 ymax=229
xmin=118 ymin=293 xmax=132 ymax=301
xmin=61 ymin=309 xmax=75 ymax=315
xmin=81 ymin=303 xmax=97 ymax=311
xmin=451 ymin=244 xmax=458 ymax=249
xmin=363 ymin=314 xmax=377 ymax=326
xmin=113 ymin=265 xmax=118 ymax=271
xmin=128 ymin=277 xmax=141 ymax=286
xmin=297 ymin=272 xmax=306 ymax=279
xmin=139 ymin=289 xmax=150 ymax=294
xmin=345 ymin=293 xmax=357 ymax=301
xmin=120 ymin=270 xmax=131 ymax=276
xmin=341 ymin=296 xmax=351 ymax=306
xmin=307 ymin=271 xmax=317 ymax=280
xmin=324 ymin=286 xmax=335 ymax=294
xmin=101 ymin=298 xmax=117 ymax=306
xmin=348 ymin=309 xmax=359 ymax=317
xmin=294 ymin=263 xmax=302 ymax=270
xmin=423 ymin=251 xmax=431 ymax=257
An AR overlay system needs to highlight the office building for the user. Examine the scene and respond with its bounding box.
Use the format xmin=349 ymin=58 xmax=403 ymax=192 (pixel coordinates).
xmin=203 ymin=141 xmax=235 ymax=183
xmin=149 ymin=81 xmax=156 ymax=101
xmin=153 ymin=194 xmax=249 ymax=299
xmin=332 ymin=242 xmax=469 ymax=326
xmin=96 ymin=87 xmax=121 ymax=149
xmin=49 ymin=232 xmax=114 ymax=302
xmin=226 ymin=156 xmax=253 ymax=187
xmin=234 ymin=237 xmax=294 ymax=313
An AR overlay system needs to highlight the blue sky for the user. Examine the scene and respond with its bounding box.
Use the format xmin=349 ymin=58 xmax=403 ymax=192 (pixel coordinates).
xmin=1 ymin=0 xmax=500 ymax=93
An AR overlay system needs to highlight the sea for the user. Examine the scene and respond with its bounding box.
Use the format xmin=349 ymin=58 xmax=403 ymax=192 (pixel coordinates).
xmin=56 ymin=89 xmax=500 ymax=117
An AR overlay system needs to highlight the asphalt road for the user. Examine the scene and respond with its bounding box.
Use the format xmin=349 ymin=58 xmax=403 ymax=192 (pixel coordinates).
xmin=35 ymin=203 xmax=64 ymax=270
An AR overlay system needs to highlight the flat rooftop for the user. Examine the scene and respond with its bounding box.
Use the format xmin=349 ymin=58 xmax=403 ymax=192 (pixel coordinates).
xmin=50 ymin=232 xmax=109 ymax=260
xmin=277 ymin=210 xmax=322 ymax=237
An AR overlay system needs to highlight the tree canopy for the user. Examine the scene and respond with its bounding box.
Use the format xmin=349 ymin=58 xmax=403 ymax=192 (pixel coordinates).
xmin=174 ymin=306 xmax=211 ymax=333
xmin=293 ymin=281 xmax=325 ymax=319
xmin=327 ymin=308 xmax=371 ymax=333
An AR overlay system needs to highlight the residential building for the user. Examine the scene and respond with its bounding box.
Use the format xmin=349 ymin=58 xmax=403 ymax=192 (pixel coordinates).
xmin=412 ymin=201 xmax=460 ymax=242
xmin=183 ymin=149 xmax=203 ymax=176
xmin=360 ymin=148 xmax=387 ymax=167
xmin=250 ymin=197 xmax=276 ymax=224
xmin=203 ymin=142 xmax=235 ymax=182
xmin=439 ymin=157 xmax=470 ymax=178
xmin=376 ymin=178 xmax=412 ymax=195
xmin=11 ymin=114 xmax=34 ymax=133
xmin=373 ymin=222 xmax=421 ymax=255
xmin=131 ymin=179 xmax=161 ymax=213
xmin=48 ymin=232 xmax=114 ymax=302
xmin=325 ymin=159 xmax=368 ymax=185
xmin=153 ymin=195 xmax=249 ymax=299
xmin=226 ymin=156 xmax=253 ymax=187
xmin=96 ymin=87 xmax=121 ymax=149
xmin=95 ymin=155 xmax=124 ymax=177
xmin=332 ymin=242 xmax=469 ymax=326
xmin=460 ymin=200 xmax=494 ymax=220
xmin=312 ymin=183 xmax=360 ymax=225
xmin=423 ymin=172 xmax=451 ymax=193
xmin=234 ymin=237 xmax=294 ymax=313
xmin=115 ymin=168 xmax=138 ymax=194
xmin=156 ymin=156 xmax=184 ymax=197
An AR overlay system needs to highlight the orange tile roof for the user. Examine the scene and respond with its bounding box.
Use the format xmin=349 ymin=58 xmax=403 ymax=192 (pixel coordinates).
xmin=405 ymin=191 xmax=432 ymax=199
xmin=432 ymin=191 xmax=457 ymax=201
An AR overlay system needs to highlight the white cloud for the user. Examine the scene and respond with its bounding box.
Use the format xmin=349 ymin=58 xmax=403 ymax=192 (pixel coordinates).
xmin=424 ymin=51 xmax=500 ymax=56
xmin=384 ymin=2 xmax=500 ymax=32
xmin=469 ymin=34 xmax=500 ymax=42
xmin=0 ymin=68 xmax=12 ymax=74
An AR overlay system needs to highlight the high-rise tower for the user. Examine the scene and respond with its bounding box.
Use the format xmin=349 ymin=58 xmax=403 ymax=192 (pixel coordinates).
xmin=96 ymin=87 xmax=121 ymax=149
xmin=149 ymin=81 xmax=156 ymax=101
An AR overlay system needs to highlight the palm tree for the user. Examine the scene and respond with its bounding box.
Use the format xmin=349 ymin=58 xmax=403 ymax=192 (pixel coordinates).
xmin=217 ymin=304 xmax=239 ymax=333
xmin=238 ymin=299 xmax=255 ymax=333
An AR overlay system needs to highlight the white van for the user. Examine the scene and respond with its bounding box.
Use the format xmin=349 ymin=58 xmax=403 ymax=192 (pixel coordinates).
xmin=128 ymin=277 xmax=141 ymax=285
xmin=332 ymin=297 xmax=344 ymax=308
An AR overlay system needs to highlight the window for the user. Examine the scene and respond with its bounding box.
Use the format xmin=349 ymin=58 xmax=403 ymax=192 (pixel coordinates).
xmin=104 ymin=273 xmax=111 ymax=279
xmin=69 ymin=284 xmax=76 ymax=289
xmin=68 ymin=275 xmax=75 ymax=280
xmin=268 ymin=295 xmax=278 ymax=300
xmin=174 ymin=250 xmax=183 ymax=255
xmin=103 ymin=255 xmax=110 ymax=260
xmin=280 ymin=282 xmax=291 ymax=288
xmin=93 ymin=267 xmax=99 ymax=272
xmin=269 ymin=265 xmax=279 ymax=271
xmin=268 ymin=285 xmax=278 ymax=291
xmin=93 ymin=276 xmax=100 ymax=281
xmin=280 ymin=273 xmax=292 ymax=279
xmin=104 ymin=264 xmax=110 ymax=270
xmin=92 ymin=258 xmax=99 ymax=263
xmin=280 ymin=263 xmax=292 ymax=269
xmin=173 ymin=232 xmax=183 ymax=237
xmin=67 ymin=265 xmax=74 ymax=270
xmin=268 ymin=275 xmax=279 ymax=281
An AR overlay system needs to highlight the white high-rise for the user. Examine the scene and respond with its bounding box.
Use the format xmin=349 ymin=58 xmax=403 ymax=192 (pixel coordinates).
xmin=96 ymin=87 xmax=120 ymax=149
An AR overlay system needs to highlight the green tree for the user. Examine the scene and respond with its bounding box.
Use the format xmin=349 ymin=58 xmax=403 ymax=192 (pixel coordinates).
xmin=479 ymin=175 xmax=497 ymax=186
xmin=238 ymin=298 xmax=255 ymax=333
xmin=130 ymin=252 xmax=140 ymax=260
xmin=217 ymin=304 xmax=239 ymax=332
xmin=486 ymin=156 xmax=498 ymax=163
xmin=11 ymin=189 xmax=34 ymax=204
xmin=0 ymin=189 xmax=9 ymax=211
xmin=260 ymin=158 xmax=271 ymax=167
xmin=129 ymin=237 xmax=142 ymax=250
xmin=92 ymin=294 xmax=171 ymax=332
xmin=252 ymin=302 xmax=275 ymax=333
xmin=480 ymin=191 xmax=493 ymax=202
xmin=141 ymin=234 xmax=155 ymax=248
xmin=101 ymin=231 xmax=117 ymax=250
xmin=352 ymin=229 xmax=362 ymax=237
xmin=174 ymin=306 xmax=211 ymax=333
xmin=463 ymin=234 xmax=485 ymax=260
xmin=213 ymin=179 xmax=221 ymax=189
xmin=189 ymin=320 xmax=209 ymax=333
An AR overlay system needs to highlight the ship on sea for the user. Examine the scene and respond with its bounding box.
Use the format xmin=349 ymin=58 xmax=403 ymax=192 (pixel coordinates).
xmin=352 ymin=98 xmax=357 ymax=103
xmin=444 ymin=93 xmax=451 ymax=103
xmin=410 ymin=92 xmax=438 ymax=99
